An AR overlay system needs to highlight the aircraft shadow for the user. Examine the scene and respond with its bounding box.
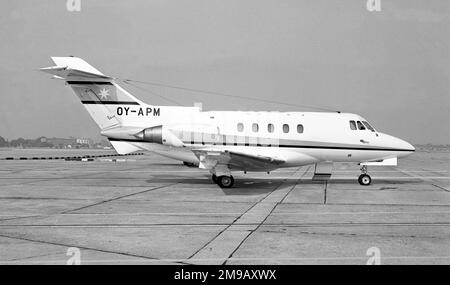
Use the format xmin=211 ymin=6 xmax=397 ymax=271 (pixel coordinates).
xmin=327 ymin=179 xmax=424 ymax=185
xmin=145 ymin=175 xmax=424 ymax=195
xmin=148 ymin=163 xmax=188 ymax=167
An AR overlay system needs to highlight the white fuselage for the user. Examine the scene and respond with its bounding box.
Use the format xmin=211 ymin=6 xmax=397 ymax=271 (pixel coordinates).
xmin=111 ymin=104 xmax=415 ymax=171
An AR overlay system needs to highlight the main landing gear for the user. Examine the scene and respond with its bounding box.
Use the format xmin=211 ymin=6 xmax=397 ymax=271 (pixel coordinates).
xmin=212 ymin=174 xmax=234 ymax=188
xmin=358 ymin=165 xmax=372 ymax=186
xmin=183 ymin=161 xmax=198 ymax=167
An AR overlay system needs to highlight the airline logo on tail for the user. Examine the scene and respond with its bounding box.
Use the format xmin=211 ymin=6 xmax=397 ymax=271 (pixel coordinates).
xmin=98 ymin=87 xmax=111 ymax=100
xmin=68 ymin=82 xmax=136 ymax=105
xmin=69 ymin=81 xmax=160 ymax=116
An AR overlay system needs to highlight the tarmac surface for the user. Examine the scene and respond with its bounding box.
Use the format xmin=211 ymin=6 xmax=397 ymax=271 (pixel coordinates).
xmin=0 ymin=148 xmax=449 ymax=264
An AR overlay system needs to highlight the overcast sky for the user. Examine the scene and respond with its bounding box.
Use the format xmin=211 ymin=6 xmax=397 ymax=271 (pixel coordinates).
xmin=0 ymin=0 xmax=449 ymax=144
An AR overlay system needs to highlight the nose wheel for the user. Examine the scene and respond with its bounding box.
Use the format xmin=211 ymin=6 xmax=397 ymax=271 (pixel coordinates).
xmin=358 ymin=174 xmax=372 ymax=185
xmin=358 ymin=165 xmax=372 ymax=186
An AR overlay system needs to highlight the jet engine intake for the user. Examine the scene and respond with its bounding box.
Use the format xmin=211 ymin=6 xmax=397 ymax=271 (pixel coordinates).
xmin=134 ymin=126 xmax=184 ymax=147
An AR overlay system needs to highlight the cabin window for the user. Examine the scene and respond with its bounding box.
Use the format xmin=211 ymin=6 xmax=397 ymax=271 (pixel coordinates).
xmin=349 ymin=120 xmax=357 ymax=130
xmin=237 ymin=123 xmax=244 ymax=132
xmin=363 ymin=121 xmax=375 ymax=132
xmin=283 ymin=124 xmax=289 ymax=133
xmin=252 ymin=123 xmax=259 ymax=132
xmin=297 ymin=124 xmax=304 ymax=133
xmin=267 ymin=124 xmax=274 ymax=133
xmin=357 ymin=121 xmax=366 ymax=130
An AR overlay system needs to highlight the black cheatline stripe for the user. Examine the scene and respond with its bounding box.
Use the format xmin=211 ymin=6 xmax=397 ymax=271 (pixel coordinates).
xmin=67 ymin=81 xmax=113 ymax=85
xmin=107 ymin=138 xmax=414 ymax=152
xmin=81 ymin=101 xmax=140 ymax=105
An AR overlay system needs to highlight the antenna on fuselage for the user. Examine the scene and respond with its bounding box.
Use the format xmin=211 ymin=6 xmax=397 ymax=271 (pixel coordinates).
xmin=119 ymin=78 xmax=341 ymax=112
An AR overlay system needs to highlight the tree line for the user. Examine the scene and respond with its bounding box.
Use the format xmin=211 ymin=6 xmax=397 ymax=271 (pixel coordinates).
xmin=0 ymin=136 xmax=54 ymax=148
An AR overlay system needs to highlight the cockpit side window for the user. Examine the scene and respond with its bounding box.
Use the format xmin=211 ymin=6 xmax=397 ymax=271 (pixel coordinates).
xmin=357 ymin=121 xmax=366 ymax=130
xmin=349 ymin=120 xmax=357 ymax=130
xmin=362 ymin=121 xmax=375 ymax=132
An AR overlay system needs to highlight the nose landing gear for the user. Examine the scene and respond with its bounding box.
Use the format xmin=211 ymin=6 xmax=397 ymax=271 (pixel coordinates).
xmin=358 ymin=165 xmax=372 ymax=186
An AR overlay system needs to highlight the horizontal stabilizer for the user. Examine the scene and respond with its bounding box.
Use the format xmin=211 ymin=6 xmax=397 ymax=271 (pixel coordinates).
xmin=40 ymin=57 xmax=112 ymax=82
xmin=40 ymin=66 xmax=112 ymax=81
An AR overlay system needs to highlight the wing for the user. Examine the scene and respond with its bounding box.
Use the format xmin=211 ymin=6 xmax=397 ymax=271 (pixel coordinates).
xmin=192 ymin=148 xmax=285 ymax=171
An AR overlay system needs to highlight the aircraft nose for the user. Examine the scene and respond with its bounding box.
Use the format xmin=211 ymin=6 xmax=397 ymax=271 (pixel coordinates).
xmin=380 ymin=133 xmax=415 ymax=155
xmin=399 ymin=138 xmax=415 ymax=152
xmin=404 ymin=140 xmax=415 ymax=152
xmin=392 ymin=136 xmax=415 ymax=154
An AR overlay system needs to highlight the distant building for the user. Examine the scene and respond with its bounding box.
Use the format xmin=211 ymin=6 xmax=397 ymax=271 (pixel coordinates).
xmin=76 ymin=137 xmax=93 ymax=147
xmin=44 ymin=137 xmax=77 ymax=148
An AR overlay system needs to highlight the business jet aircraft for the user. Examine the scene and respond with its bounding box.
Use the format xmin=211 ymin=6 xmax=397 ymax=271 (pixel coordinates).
xmin=41 ymin=57 xmax=415 ymax=188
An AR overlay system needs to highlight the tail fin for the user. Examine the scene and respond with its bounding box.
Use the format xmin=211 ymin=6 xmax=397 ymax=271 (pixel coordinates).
xmin=40 ymin=57 xmax=143 ymax=130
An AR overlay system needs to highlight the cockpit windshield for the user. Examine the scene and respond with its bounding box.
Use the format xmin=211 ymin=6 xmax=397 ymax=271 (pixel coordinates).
xmin=349 ymin=119 xmax=377 ymax=132
xmin=362 ymin=121 xmax=376 ymax=132
xmin=357 ymin=121 xmax=366 ymax=130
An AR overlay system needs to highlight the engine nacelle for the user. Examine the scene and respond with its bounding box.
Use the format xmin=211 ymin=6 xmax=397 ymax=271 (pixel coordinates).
xmin=134 ymin=126 xmax=184 ymax=147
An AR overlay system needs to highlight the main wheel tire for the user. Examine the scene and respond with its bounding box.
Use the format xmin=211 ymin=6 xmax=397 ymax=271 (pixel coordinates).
xmin=212 ymin=174 xmax=218 ymax=183
xmin=217 ymin=175 xmax=234 ymax=188
xmin=358 ymin=174 xmax=372 ymax=186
